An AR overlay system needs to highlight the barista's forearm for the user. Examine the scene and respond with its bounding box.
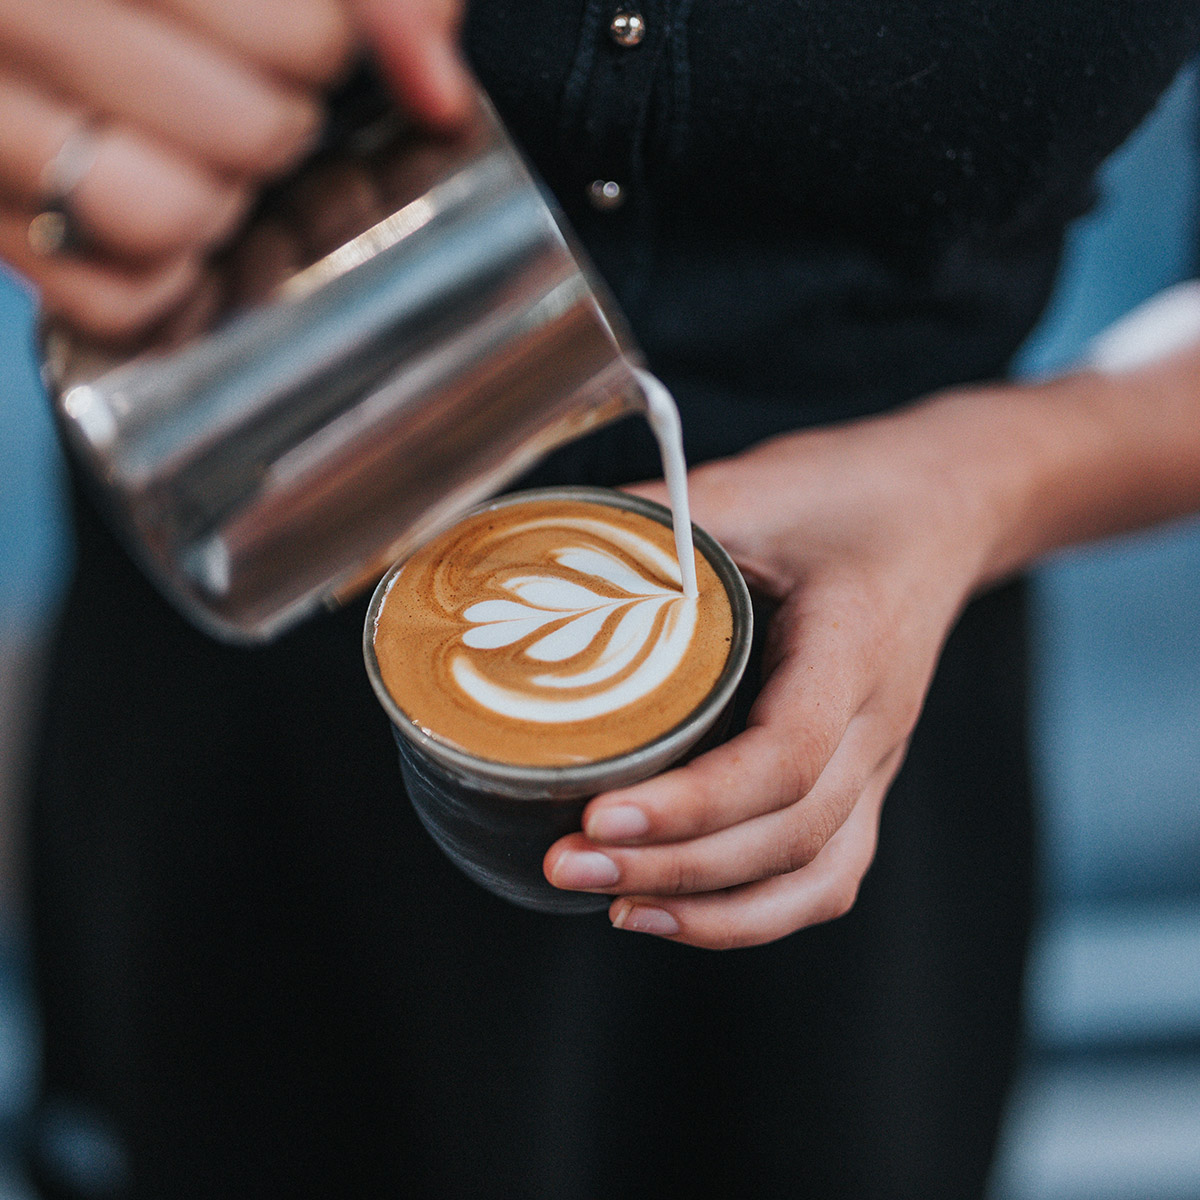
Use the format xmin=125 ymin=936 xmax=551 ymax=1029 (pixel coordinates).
xmin=913 ymin=341 xmax=1200 ymax=590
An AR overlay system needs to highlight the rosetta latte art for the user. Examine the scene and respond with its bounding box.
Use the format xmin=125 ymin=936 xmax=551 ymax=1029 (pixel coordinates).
xmin=454 ymin=517 xmax=697 ymax=723
xmin=373 ymin=497 xmax=733 ymax=766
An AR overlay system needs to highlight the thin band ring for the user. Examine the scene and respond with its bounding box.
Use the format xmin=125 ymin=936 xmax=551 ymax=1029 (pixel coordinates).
xmin=28 ymin=123 xmax=100 ymax=255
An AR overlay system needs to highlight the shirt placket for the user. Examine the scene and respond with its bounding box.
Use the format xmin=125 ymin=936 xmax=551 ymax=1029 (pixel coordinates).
xmin=560 ymin=2 xmax=682 ymax=217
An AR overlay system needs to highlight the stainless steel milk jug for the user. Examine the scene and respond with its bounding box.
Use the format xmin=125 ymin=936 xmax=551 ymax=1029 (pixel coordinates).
xmin=41 ymin=72 xmax=645 ymax=642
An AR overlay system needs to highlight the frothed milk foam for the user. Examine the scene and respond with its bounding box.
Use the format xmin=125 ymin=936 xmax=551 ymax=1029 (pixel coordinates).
xmin=372 ymin=373 xmax=733 ymax=767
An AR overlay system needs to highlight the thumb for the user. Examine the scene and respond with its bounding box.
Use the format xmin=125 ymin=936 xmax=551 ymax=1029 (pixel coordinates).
xmin=350 ymin=0 xmax=474 ymax=130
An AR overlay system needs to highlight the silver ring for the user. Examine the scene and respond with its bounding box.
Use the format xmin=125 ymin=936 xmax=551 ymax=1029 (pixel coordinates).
xmin=28 ymin=124 xmax=99 ymax=255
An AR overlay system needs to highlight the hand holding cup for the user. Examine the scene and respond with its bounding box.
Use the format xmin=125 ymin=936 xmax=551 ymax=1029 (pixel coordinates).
xmin=546 ymin=399 xmax=1006 ymax=948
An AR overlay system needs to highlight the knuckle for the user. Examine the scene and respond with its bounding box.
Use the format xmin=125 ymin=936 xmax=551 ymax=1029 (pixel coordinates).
xmin=681 ymin=769 xmax=735 ymax=835
xmin=662 ymin=854 xmax=707 ymax=897
xmin=651 ymin=755 xmax=746 ymax=840
xmin=87 ymin=130 xmax=252 ymax=261
xmin=61 ymin=261 xmax=198 ymax=341
xmin=777 ymin=724 xmax=832 ymax=802
xmin=772 ymin=803 xmax=841 ymax=876
xmin=879 ymin=688 xmax=923 ymax=745
xmin=185 ymin=180 xmax=249 ymax=252
xmin=224 ymin=91 xmax=321 ymax=178
xmin=271 ymin=2 xmax=357 ymax=84
xmin=816 ymin=876 xmax=862 ymax=925
xmin=202 ymin=182 xmax=252 ymax=248
xmin=299 ymin=6 xmax=357 ymax=82
xmin=128 ymin=181 xmax=244 ymax=260
xmin=769 ymin=835 xmax=814 ymax=878
xmin=676 ymin=905 xmax=758 ymax=951
xmin=697 ymin=922 xmax=755 ymax=952
xmin=808 ymin=799 xmax=845 ymax=853
xmin=771 ymin=841 xmax=809 ymax=878
xmin=690 ymin=907 xmax=792 ymax=951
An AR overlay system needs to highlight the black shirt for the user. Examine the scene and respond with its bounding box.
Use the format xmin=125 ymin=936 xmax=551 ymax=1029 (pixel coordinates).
xmin=27 ymin=8 xmax=1200 ymax=1200
xmin=466 ymin=1 xmax=1200 ymax=468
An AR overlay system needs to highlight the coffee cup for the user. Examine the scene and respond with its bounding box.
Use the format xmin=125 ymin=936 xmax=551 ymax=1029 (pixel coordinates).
xmin=363 ymin=486 xmax=753 ymax=913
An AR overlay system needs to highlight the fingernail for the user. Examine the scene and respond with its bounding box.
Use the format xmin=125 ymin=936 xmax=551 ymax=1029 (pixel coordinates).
xmin=550 ymin=851 xmax=620 ymax=890
xmin=611 ymin=904 xmax=680 ymax=937
xmin=586 ymin=805 xmax=650 ymax=842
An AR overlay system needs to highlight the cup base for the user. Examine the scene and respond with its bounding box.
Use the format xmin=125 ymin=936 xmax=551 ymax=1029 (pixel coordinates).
xmin=396 ymin=732 xmax=610 ymax=915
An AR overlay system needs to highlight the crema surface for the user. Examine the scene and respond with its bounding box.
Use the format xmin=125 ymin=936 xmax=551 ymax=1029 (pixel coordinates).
xmin=374 ymin=498 xmax=733 ymax=766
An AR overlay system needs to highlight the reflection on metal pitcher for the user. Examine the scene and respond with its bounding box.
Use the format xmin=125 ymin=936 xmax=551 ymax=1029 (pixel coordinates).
xmin=41 ymin=72 xmax=645 ymax=642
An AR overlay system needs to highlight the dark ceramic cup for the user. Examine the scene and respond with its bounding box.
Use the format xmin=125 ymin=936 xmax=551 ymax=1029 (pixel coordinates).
xmin=363 ymin=486 xmax=753 ymax=913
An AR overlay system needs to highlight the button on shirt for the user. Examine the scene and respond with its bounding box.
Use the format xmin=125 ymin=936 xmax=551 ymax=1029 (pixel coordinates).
xmin=609 ymin=10 xmax=647 ymax=47
xmin=563 ymin=2 xmax=679 ymax=219
xmin=466 ymin=0 xmax=1200 ymax=462
xmin=467 ymin=2 xmax=690 ymax=235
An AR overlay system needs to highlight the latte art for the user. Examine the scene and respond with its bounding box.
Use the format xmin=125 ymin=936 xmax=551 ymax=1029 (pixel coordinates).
xmin=373 ymin=497 xmax=734 ymax=766
xmin=455 ymin=516 xmax=698 ymax=724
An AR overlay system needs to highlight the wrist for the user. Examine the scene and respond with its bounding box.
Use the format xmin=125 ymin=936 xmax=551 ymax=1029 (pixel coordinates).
xmin=905 ymin=350 xmax=1200 ymax=590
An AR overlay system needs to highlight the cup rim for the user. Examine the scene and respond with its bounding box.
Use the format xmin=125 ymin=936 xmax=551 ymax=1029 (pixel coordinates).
xmin=363 ymin=485 xmax=753 ymax=799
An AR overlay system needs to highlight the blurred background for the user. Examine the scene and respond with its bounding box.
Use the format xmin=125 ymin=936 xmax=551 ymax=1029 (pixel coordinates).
xmin=990 ymin=60 xmax=1200 ymax=1200
xmin=1 ymin=65 xmax=1199 ymax=1200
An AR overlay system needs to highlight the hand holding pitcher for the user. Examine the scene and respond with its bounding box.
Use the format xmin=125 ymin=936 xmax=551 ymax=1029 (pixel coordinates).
xmin=0 ymin=0 xmax=470 ymax=338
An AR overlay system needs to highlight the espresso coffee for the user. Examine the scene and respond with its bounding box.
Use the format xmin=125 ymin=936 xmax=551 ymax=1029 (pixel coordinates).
xmin=372 ymin=494 xmax=734 ymax=767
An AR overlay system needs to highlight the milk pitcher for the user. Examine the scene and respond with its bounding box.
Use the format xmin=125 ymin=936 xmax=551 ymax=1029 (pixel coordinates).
xmin=40 ymin=71 xmax=645 ymax=643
